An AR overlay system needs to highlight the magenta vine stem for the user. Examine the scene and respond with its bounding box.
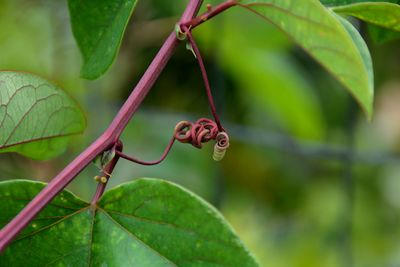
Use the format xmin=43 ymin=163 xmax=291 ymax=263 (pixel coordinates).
xmin=0 ymin=0 xmax=202 ymax=252
xmin=0 ymin=0 xmax=238 ymax=252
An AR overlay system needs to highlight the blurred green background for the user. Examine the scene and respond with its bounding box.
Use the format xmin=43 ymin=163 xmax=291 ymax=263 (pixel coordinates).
xmin=1 ymin=0 xmax=400 ymax=266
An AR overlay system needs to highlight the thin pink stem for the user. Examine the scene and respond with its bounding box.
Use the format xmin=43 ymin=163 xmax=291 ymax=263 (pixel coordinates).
xmin=0 ymin=0 xmax=203 ymax=252
xmin=185 ymin=30 xmax=222 ymax=131
xmin=116 ymin=136 xmax=176 ymax=166
xmin=182 ymin=0 xmax=238 ymax=30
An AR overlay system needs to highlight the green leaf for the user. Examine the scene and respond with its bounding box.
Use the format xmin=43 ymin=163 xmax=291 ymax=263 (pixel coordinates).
xmin=0 ymin=71 xmax=86 ymax=160
xmin=68 ymin=0 xmax=138 ymax=80
xmin=321 ymin=1 xmax=400 ymax=43
xmin=0 ymin=179 xmax=258 ymax=266
xmin=332 ymin=2 xmax=400 ymax=31
xmin=239 ymin=0 xmax=374 ymax=119
xmin=320 ymin=0 xmax=400 ymax=6
xmin=335 ymin=15 xmax=374 ymax=91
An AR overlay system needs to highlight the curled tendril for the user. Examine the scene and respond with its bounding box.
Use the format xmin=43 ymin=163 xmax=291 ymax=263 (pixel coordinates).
xmin=116 ymin=118 xmax=229 ymax=166
xmin=174 ymin=118 xmax=220 ymax=148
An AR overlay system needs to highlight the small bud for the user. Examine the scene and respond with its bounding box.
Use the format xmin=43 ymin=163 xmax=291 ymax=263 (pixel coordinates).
xmin=186 ymin=41 xmax=197 ymax=59
xmin=100 ymin=176 xmax=108 ymax=184
xmin=175 ymin=24 xmax=187 ymax=41
xmin=94 ymin=176 xmax=101 ymax=182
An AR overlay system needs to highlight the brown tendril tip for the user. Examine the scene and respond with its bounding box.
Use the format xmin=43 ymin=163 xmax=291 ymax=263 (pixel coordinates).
xmin=213 ymin=132 xmax=230 ymax=161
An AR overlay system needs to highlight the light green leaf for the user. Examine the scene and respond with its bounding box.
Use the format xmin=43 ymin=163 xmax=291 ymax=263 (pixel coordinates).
xmin=320 ymin=0 xmax=400 ymax=6
xmin=0 ymin=179 xmax=259 ymax=266
xmin=0 ymin=72 xmax=85 ymax=160
xmin=239 ymin=0 xmax=374 ymax=119
xmin=321 ymin=1 xmax=400 ymax=43
xmin=68 ymin=0 xmax=139 ymax=80
xmin=332 ymin=2 xmax=400 ymax=31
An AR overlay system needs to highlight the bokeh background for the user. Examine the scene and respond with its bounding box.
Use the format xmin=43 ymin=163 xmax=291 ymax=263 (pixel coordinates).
xmin=1 ymin=0 xmax=400 ymax=266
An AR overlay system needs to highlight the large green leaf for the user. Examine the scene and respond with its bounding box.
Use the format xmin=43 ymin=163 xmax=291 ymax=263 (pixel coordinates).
xmin=0 ymin=72 xmax=85 ymax=160
xmin=239 ymin=0 xmax=374 ymax=119
xmin=68 ymin=0 xmax=138 ymax=80
xmin=332 ymin=2 xmax=400 ymax=31
xmin=0 ymin=179 xmax=258 ymax=266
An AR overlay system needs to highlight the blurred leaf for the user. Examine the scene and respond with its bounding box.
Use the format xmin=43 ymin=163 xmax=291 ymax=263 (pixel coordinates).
xmin=197 ymin=12 xmax=325 ymax=139
xmin=226 ymin=50 xmax=326 ymax=139
xmin=0 ymin=2 xmax=53 ymax=76
xmin=239 ymin=0 xmax=374 ymax=119
xmin=0 ymin=72 xmax=86 ymax=160
xmin=320 ymin=0 xmax=400 ymax=6
xmin=68 ymin=0 xmax=138 ymax=79
xmin=331 ymin=2 xmax=400 ymax=43
xmin=0 ymin=179 xmax=258 ymax=266
xmin=197 ymin=11 xmax=326 ymax=138
xmin=368 ymin=24 xmax=400 ymax=43
xmin=332 ymin=2 xmax=400 ymax=31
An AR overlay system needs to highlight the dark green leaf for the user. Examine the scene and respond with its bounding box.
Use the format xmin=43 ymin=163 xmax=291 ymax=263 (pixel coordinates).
xmin=368 ymin=24 xmax=400 ymax=43
xmin=239 ymin=0 xmax=374 ymax=119
xmin=68 ymin=0 xmax=138 ymax=80
xmin=0 ymin=72 xmax=85 ymax=160
xmin=0 ymin=179 xmax=258 ymax=266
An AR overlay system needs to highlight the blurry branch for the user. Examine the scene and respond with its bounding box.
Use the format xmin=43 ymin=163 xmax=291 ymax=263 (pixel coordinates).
xmin=227 ymin=124 xmax=397 ymax=165
xmin=139 ymin=108 xmax=400 ymax=165
xmin=340 ymin=98 xmax=357 ymax=267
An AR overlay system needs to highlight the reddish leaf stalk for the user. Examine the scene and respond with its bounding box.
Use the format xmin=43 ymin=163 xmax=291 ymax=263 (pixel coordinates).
xmin=91 ymin=141 xmax=123 ymax=205
xmin=0 ymin=0 xmax=238 ymax=252
xmin=182 ymin=0 xmax=238 ymax=30
xmin=116 ymin=137 xmax=176 ymax=166
xmin=184 ymin=29 xmax=222 ymax=131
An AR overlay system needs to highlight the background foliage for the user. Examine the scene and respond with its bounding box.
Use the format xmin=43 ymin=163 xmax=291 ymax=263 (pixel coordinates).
xmin=0 ymin=0 xmax=400 ymax=266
